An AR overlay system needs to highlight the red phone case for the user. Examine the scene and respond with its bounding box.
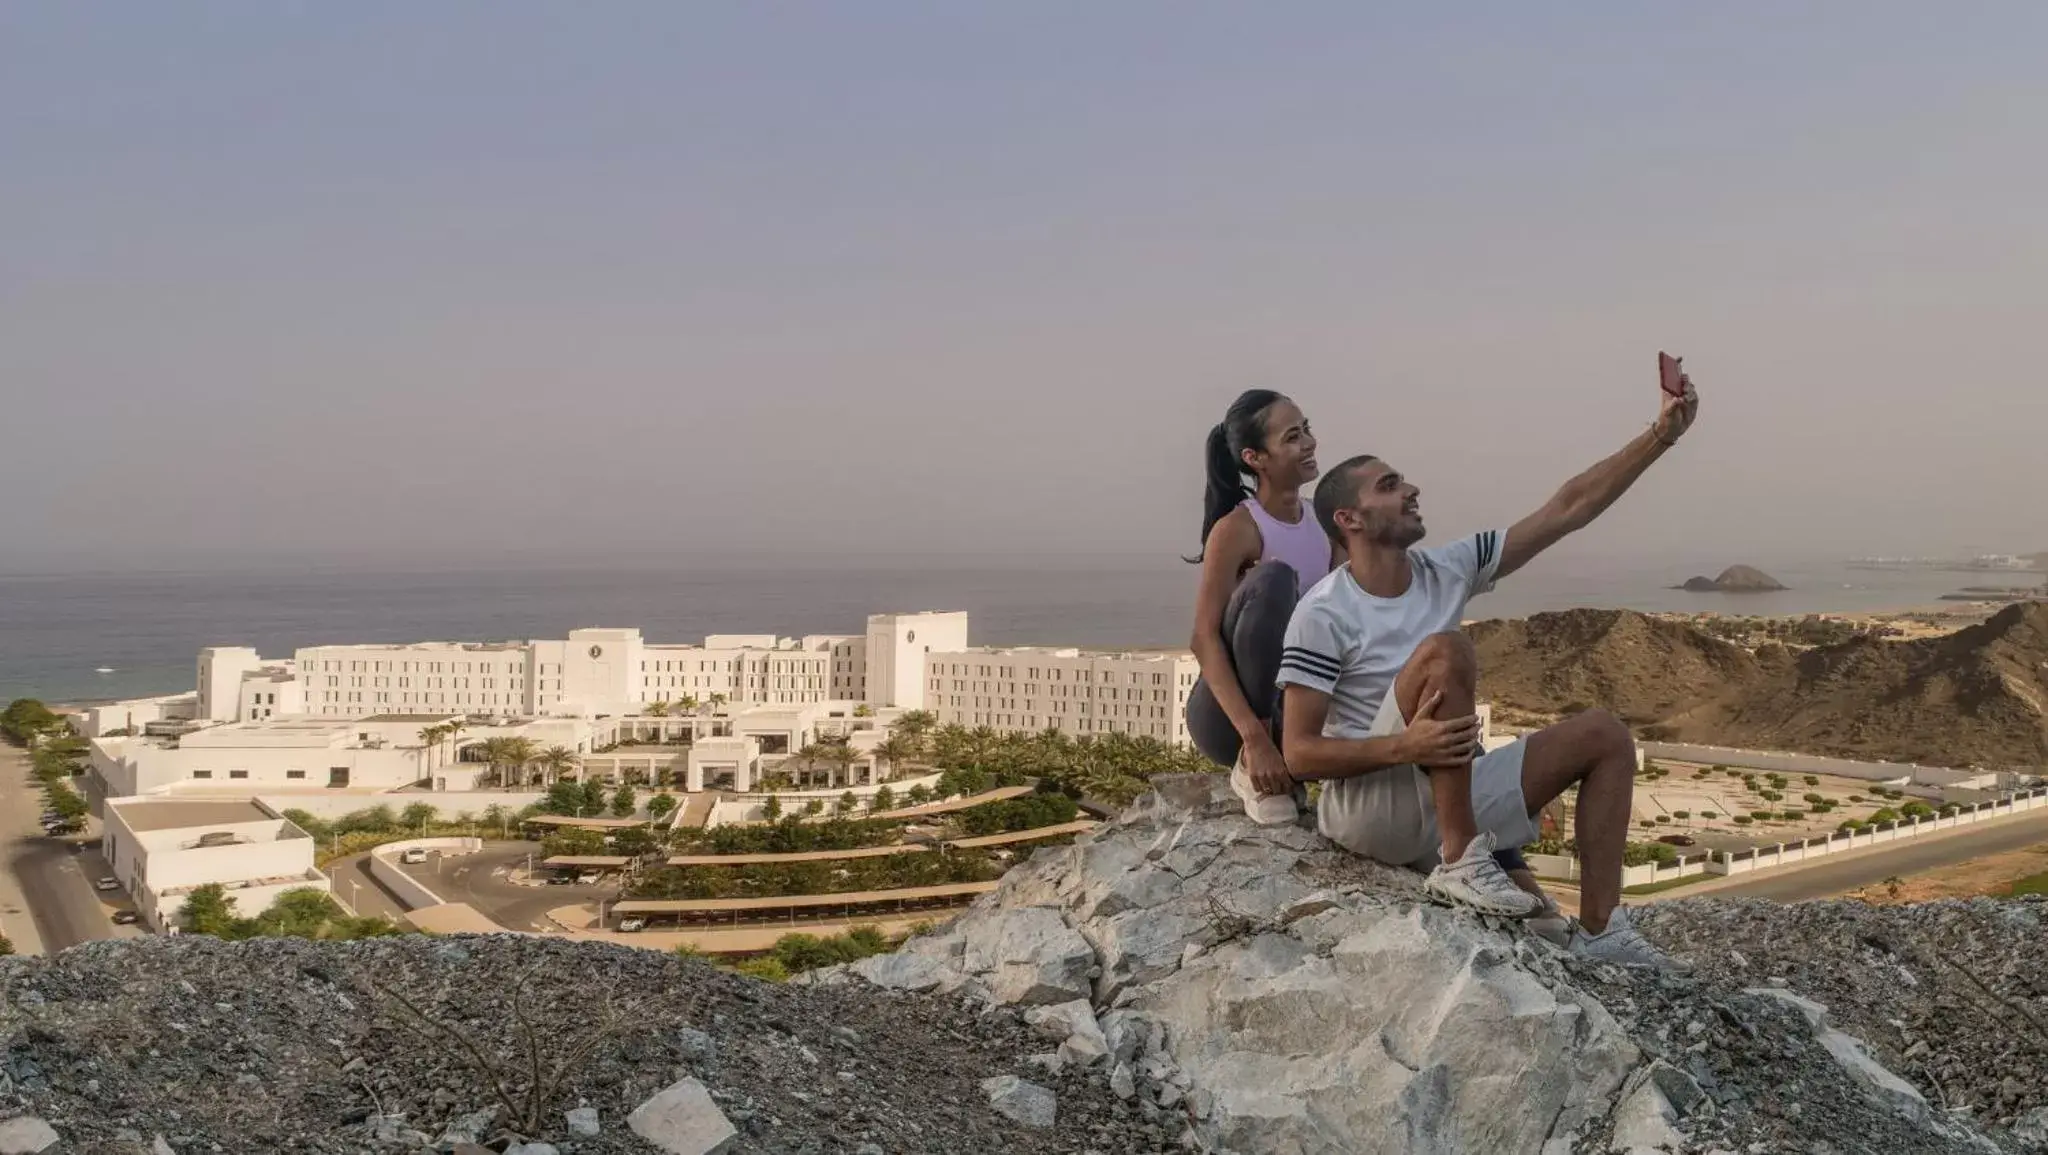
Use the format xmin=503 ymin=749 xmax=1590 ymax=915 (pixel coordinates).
xmin=1659 ymin=352 xmax=1686 ymax=397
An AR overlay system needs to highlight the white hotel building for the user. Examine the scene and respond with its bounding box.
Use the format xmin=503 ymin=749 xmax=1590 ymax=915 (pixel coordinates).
xmin=79 ymin=611 xmax=1200 ymax=800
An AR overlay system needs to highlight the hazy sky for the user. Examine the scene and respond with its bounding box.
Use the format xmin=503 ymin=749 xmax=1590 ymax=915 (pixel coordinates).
xmin=4 ymin=3 xmax=2044 ymax=573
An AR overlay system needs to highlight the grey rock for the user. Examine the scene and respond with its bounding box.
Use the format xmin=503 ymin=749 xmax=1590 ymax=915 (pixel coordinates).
xmin=1110 ymin=1063 xmax=1136 ymax=1101
xmin=1609 ymin=1067 xmax=1686 ymax=1152
xmin=506 ymin=1145 xmax=560 ymax=1155
xmin=0 ymin=1118 xmax=59 ymax=1155
xmin=151 ymin=1139 xmax=178 ymax=1155
xmin=980 ymin=1075 xmax=1058 ymax=1129
xmin=676 ymin=1027 xmax=717 ymax=1062
xmin=1747 ymin=988 xmax=1927 ymax=1122
xmin=565 ymin=1106 xmax=601 ymax=1137
xmin=627 ymin=1076 xmax=739 ymax=1155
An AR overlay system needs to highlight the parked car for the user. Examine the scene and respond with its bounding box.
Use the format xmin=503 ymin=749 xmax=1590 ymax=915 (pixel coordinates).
xmin=399 ymin=848 xmax=428 ymax=865
xmin=617 ymin=918 xmax=647 ymax=933
xmin=111 ymin=910 xmax=140 ymax=925
xmin=94 ymin=877 xmax=120 ymax=892
xmin=576 ymin=872 xmax=603 ymax=885
xmin=1655 ymin=834 xmax=1696 ymax=847
xmin=545 ymin=873 xmax=574 ymax=886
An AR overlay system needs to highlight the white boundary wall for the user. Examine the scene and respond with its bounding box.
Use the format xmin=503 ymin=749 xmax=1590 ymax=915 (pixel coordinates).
xmin=1542 ymin=787 xmax=2048 ymax=887
xmin=364 ymin=837 xmax=482 ymax=911
xmin=1638 ymin=741 xmax=1996 ymax=789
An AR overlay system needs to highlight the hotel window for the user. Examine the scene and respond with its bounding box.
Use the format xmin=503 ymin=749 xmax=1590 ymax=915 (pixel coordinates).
xmin=193 ymin=771 xmax=213 ymax=779
xmin=230 ymin=770 xmax=248 ymax=779
xmin=287 ymin=770 xmax=305 ymax=779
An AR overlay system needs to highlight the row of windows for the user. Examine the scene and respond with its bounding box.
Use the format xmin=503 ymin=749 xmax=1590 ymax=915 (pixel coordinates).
xmin=943 ymin=710 xmax=1177 ymax=737
xmin=930 ymin=680 xmax=1180 ymax=704
xmin=930 ymin=662 xmax=1180 ymax=685
xmin=314 ymin=658 xmax=522 ymax=675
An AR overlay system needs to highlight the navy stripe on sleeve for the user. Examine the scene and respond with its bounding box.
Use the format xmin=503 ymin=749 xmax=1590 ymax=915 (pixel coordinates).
xmin=1280 ymin=647 xmax=1341 ymax=677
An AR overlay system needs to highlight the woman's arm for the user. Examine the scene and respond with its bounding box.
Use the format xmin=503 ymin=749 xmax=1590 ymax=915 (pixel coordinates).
xmin=1190 ymin=509 xmax=1273 ymax=747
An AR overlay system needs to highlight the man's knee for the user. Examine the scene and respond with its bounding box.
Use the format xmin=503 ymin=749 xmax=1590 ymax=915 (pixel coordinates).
xmin=1408 ymin=631 xmax=1477 ymax=682
xmin=1568 ymin=708 xmax=1635 ymax=764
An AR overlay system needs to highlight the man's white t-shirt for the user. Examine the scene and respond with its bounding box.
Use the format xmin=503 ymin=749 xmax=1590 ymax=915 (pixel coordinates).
xmin=1274 ymin=528 xmax=1507 ymax=733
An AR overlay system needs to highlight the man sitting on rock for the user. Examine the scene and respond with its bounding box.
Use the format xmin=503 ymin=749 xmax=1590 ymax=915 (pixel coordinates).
xmin=1274 ymin=365 xmax=1699 ymax=968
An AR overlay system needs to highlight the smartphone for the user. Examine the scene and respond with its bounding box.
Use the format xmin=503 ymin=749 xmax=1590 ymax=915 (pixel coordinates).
xmin=1658 ymin=352 xmax=1687 ymax=398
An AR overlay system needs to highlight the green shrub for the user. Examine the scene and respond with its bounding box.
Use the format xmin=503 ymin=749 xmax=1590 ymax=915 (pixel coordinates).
xmin=1803 ymin=793 xmax=1826 ymax=805
xmin=732 ymin=957 xmax=790 ymax=983
xmin=1672 ymin=811 xmax=1690 ymax=820
xmin=1803 ymin=776 xmax=1820 ymax=786
xmin=1760 ymin=790 xmax=1784 ymax=802
xmin=1698 ymin=810 xmax=1718 ymax=820
xmin=1750 ymin=810 xmax=1774 ymax=821
xmin=1733 ymin=816 xmax=1754 ymax=826
xmin=1654 ymin=815 xmax=1673 ymax=824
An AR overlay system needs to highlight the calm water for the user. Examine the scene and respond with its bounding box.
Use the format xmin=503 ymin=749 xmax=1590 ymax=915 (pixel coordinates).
xmin=0 ymin=558 xmax=2021 ymax=705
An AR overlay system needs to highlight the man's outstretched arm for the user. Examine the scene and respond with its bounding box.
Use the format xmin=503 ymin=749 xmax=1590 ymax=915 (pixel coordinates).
xmin=1495 ymin=365 xmax=1700 ymax=581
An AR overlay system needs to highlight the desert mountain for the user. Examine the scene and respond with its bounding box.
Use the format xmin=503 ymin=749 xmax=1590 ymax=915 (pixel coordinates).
xmin=1469 ymin=602 xmax=2048 ymax=767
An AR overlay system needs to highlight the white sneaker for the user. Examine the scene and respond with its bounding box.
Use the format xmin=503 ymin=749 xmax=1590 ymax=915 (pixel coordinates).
xmin=1567 ymin=905 xmax=1691 ymax=971
xmin=1526 ymin=898 xmax=1575 ymax=947
xmin=1423 ymin=832 xmax=1544 ymax=918
xmin=1229 ymin=758 xmax=1298 ymax=826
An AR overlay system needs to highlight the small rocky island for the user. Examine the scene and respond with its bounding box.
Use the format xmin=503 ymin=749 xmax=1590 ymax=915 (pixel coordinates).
xmin=1676 ymin=564 xmax=1787 ymax=593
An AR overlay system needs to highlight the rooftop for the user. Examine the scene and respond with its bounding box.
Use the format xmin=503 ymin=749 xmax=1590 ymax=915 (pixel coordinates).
xmin=112 ymin=799 xmax=273 ymax=832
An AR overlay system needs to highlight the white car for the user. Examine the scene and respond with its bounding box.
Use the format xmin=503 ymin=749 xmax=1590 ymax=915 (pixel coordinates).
xmin=577 ymin=872 xmax=603 ymax=885
xmin=94 ymin=877 xmax=120 ymax=892
xmin=399 ymin=848 xmax=428 ymax=865
xmin=617 ymin=918 xmax=647 ymax=932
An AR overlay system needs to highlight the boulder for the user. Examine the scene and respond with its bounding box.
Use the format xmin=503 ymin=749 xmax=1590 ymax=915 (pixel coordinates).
xmin=1746 ymin=988 xmax=1927 ymax=1122
xmin=627 ymin=1076 xmax=738 ymax=1155
xmin=0 ymin=1118 xmax=59 ymax=1155
xmin=980 ymin=1075 xmax=1058 ymax=1129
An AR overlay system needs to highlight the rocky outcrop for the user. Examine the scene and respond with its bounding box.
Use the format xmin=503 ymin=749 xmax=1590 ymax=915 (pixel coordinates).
xmin=820 ymin=774 xmax=2017 ymax=1154
xmin=1676 ymin=565 xmax=1787 ymax=592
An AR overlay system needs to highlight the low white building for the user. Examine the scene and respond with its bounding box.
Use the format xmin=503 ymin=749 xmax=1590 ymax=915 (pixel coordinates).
xmin=73 ymin=693 xmax=199 ymax=739
xmin=90 ymin=714 xmax=470 ymax=797
xmin=100 ymin=798 xmax=326 ymax=932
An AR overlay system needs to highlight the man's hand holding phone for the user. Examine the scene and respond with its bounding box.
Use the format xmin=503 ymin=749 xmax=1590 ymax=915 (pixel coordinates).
xmin=1655 ymin=351 xmax=1700 ymax=446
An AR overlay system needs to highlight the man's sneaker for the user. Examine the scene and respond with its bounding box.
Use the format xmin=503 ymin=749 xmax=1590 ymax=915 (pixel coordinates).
xmin=1526 ymin=897 xmax=1575 ymax=947
xmin=1567 ymin=905 xmax=1691 ymax=971
xmin=1229 ymin=757 xmax=1298 ymax=826
xmin=1423 ymin=832 xmax=1544 ymax=918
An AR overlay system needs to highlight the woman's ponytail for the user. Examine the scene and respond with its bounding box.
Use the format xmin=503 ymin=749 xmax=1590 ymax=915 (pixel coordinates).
xmin=1188 ymin=389 xmax=1284 ymax=562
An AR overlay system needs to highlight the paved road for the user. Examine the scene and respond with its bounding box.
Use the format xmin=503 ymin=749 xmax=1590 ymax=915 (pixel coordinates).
xmin=1658 ymin=809 xmax=2048 ymax=903
xmin=0 ymin=745 xmax=140 ymax=953
xmin=324 ymin=841 xmax=614 ymax=931
xmin=323 ymin=852 xmax=413 ymax=922
xmin=395 ymin=842 xmax=614 ymax=931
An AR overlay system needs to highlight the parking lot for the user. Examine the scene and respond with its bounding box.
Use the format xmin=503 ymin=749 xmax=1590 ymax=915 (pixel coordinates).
xmin=384 ymin=841 xmax=620 ymax=932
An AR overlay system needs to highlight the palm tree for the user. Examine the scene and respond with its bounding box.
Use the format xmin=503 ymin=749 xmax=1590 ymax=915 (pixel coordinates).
xmin=480 ymin=803 xmax=511 ymax=839
xmin=646 ymin=700 xmax=670 ymax=718
xmin=442 ymin=719 xmax=468 ymax=769
xmin=873 ymin=736 xmax=915 ymax=781
xmin=890 ymin=710 xmax=937 ymax=757
xmin=823 ymin=741 xmax=857 ymax=789
xmin=537 ymin=745 xmax=580 ymax=787
xmin=479 ymin=736 xmax=540 ymax=788
xmin=792 ymin=743 xmax=827 ymax=791
xmin=416 ymin=725 xmax=443 ymax=781
xmin=679 ymin=693 xmax=700 ymax=712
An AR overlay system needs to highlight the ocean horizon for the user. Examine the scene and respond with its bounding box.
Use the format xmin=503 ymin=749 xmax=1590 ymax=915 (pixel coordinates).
xmin=0 ymin=556 xmax=2026 ymax=706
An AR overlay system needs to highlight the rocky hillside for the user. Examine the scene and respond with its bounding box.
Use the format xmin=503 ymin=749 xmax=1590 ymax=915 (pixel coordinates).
xmin=3 ymin=775 xmax=2045 ymax=1153
xmin=1469 ymin=602 xmax=2048 ymax=766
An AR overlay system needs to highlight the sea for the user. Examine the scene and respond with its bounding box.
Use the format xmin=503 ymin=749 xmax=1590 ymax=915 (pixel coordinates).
xmin=0 ymin=557 xmax=2030 ymax=706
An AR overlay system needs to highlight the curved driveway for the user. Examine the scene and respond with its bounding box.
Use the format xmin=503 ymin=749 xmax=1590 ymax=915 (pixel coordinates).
xmin=327 ymin=840 xmax=617 ymax=932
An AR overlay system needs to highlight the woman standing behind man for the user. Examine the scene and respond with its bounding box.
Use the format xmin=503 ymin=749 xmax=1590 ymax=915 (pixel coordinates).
xmin=1183 ymin=389 xmax=1564 ymax=936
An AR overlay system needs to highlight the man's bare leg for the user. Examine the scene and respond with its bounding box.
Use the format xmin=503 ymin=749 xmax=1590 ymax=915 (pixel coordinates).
xmin=1517 ymin=709 xmax=1636 ymax=934
xmin=1391 ymin=632 xmax=1481 ymax=862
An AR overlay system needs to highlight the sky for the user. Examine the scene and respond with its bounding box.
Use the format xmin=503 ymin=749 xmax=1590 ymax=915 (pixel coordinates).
xmin=3 ymin=3 xmax=2044 ymax=573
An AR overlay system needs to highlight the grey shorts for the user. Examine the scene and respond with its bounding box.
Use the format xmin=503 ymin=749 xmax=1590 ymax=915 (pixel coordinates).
xmin=1316 ymin=682 xmax=1541 ymax=871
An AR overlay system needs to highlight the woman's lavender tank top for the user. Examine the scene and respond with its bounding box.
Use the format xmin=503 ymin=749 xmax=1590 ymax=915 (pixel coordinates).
xmin=1242 ymin=499 xmax=1333 ymax=586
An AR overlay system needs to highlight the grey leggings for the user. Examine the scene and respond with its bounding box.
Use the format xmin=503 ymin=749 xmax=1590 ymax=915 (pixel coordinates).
xmin=1186 ymin=560 xmax=1300 ymax=769
xmin=1185 ymin=560 xmax=1529 ymax=874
